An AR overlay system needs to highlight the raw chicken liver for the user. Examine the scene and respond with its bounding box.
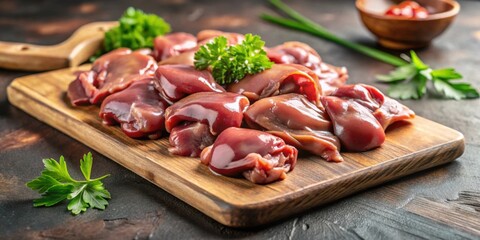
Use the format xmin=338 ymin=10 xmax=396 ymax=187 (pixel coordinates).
xmin=99 ymin=77 xmax=168 ymax=139
xmin=245 ymin=93 xmax=342 ymax=162
xmin=67 ymin=48 xmax=157 ymax=105
xmin=201 ymin=127 xmax=298 ymax=184
xmin=165 ymin=92 xmax=249 ymax=157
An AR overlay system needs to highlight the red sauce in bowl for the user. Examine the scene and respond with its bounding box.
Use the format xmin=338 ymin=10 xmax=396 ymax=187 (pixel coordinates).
xmin=384 ymin=1 xmax=429 ymax=19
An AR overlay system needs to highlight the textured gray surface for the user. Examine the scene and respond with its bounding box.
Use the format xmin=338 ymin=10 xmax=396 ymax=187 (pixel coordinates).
xmin=1 ymin=0 xmax=479 ymax=239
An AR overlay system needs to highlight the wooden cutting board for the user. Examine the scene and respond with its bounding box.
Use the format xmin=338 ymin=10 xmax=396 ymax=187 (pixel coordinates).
xmin=7 ymin=65 xmax=465 ymax=227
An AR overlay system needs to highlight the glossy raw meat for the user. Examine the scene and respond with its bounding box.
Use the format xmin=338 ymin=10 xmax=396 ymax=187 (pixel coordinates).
xmin=267 ymin=41 xmax=322 ymax=72
xmin=227 ymin=64 xmax=321 ymax=103
xmin=200 ymin=127 xmax=298 ymax=184
xmin=330 ymin=84 xmax=415 ymax=129
xmin=158 ymin=51 xmax=195 ymax=66
xmin=153 ymin=32 xmax=197 ymax=61
xmin=154 ymin=64 xmax=226 ymax=104
xmin=99 ymin=77 xmax=168 ymax=139
xmin=67 ymin=48 xmax=157 ymax=105
xmin=316 ymin=64 xmax=349 ymax=95
xmin=321 ymin=96 xmax=385 ymax=152
xmin=169 ymin=122 xmax=215 ymax=157
xmin=165 ymin=92 xmax=250 ymax=157
xmin=373 ymin=96 xmax=416 ymax=129
xmin=158 ymin=30 xmax=245 ymax=66
xmin=245 ymin=94 xmax=343 ymax=162
xmin=322 ymin=84 xmax=415 ymax=151
xmin=197 ymin=30 xmax=245 ymax=46
xmin=330 ymin=84 xmax=385 ymax=110
xmin=267 ymin=41 xmax=348 ymax=95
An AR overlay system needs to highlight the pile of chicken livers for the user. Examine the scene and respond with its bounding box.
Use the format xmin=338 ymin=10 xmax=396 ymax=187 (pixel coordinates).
xmin=67 ymin=30 xmax=415 ymax=184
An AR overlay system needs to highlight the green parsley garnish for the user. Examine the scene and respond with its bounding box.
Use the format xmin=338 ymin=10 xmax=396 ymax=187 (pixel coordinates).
xmin=377 ymin=51 xmax=479 ymax=100
xmin=26 ymin=153 xmax=111 ymax=215
xmin=91 ymin=7 xmax=171 ymax=61
xmin=261 ymin=0 xmax=479 ymax=100
xmin=194 ymin=33 xmax=274 ymax=85
xmin=105 ymin=7 xmax=170 ymax=51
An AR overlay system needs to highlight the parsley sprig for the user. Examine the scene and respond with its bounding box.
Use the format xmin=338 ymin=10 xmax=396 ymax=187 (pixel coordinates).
xmin=377 ymin=51 xmax=479 ymax=99
xmin=261 ymin=0 xmax=479 ymax=100
xmin=91 ymin=7 xmax=171 ymax=61
xmin=104 ymin=7 xmax=171 ymax=51
xmin=194 ymin=33 xmax=274 ymax=85
xmin=26 ymin=153 xmax=111 ymax=215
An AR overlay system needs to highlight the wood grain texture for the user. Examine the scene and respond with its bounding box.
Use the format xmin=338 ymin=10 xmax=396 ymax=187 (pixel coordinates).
xmin=0 ymin=129 xmax=42 ymax=152
xmin=6 ymin=65 xmax=465 ymax=227
xmin=0 ymin=21 xmax=117 ymax=71
xmin=405 ymin=196 xmax=480 ymax=236
xmin=5 ymin=212 xmax=162 ymax=240
xmin=448 ymin=191 xmax=480 ymax=212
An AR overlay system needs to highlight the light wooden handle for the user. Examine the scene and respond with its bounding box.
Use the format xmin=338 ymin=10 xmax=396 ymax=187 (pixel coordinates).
xmin=0 ymin=21 xmax=118 ymax=71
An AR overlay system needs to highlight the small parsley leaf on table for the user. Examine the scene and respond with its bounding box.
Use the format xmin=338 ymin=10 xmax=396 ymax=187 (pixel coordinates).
xmin=376 ymin=51 xmax=479 ymax=100
xmin=431 ymin=68 xmax=479 ymax=100
xmin=26 ymin=152 xmax=111 ymax=215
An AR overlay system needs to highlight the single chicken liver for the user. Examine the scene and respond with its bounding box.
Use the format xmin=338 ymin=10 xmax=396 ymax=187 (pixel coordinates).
xmin=227 ymin=63 xmax=321 ymax=104
xmin=201 ymin=127 xmax=298 ymax=184
xmin=154 ymin=64 xmax=225 ymax=104
xmin=267 ymin=41 xmax=348 ymax=95
xmin=67 ymin=48 xmax=157 ymax=105
xmin=165 ymin=92 xmax=250 ymax=157
xmin=99 ymin=77 xmax=168 ymax=139
xmin=245 ymin=93 xmax=342 ymax=162
xmin=153 ymin=32 xmax=197 ymax=61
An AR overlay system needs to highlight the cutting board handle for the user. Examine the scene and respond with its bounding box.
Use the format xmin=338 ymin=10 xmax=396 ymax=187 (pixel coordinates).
xmin=0 ymin=21 xmax=117 ymax=71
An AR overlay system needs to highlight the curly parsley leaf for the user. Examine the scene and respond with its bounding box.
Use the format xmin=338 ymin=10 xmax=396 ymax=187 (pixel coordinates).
xmin=26 ymin=153 xmax=111 ymax=215
xmin=91 ymin=7 xmax=171 ymax=61
xmin=377 ymin=51 xmax=479 ymax=100
xmin=105 ymin=7 xmax=170 ymax=52
xmin=194 ymin=33 xmax=274 ymax=85
xmin=194 ymin=36 xmax=229 ymax=82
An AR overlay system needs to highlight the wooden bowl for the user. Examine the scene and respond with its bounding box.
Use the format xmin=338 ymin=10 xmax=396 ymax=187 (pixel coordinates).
xmin=356 ymin=0 xmax=460 ymax=49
